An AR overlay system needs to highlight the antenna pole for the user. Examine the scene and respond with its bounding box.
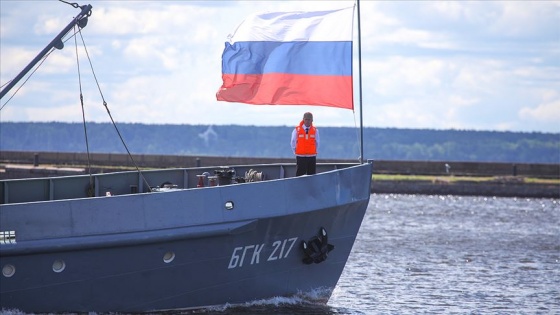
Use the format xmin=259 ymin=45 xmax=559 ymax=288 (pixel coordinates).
xmin=357 ymin=0 xmax=364 ymax=164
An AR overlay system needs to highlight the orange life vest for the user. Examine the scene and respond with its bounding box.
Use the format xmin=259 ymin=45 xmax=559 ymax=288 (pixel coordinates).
xmin=295 ymin=121 xmax=317 ymax=155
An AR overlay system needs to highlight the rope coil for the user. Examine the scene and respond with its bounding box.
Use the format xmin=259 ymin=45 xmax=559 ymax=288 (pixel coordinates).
xmin=245 ymin=169 xmax=265 ymax=182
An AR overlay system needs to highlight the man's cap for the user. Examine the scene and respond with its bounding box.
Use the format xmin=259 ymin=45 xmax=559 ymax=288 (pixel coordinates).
xmin=303 ymin=112 xmax=313 ymax=120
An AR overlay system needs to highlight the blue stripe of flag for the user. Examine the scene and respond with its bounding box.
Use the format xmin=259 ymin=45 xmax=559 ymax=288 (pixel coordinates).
xmin=221 ymin=41 xmax=352 ymax=76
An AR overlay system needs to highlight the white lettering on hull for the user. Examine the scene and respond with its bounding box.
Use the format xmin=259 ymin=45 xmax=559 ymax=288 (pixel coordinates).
xmin=228 ymin=237 xmax=298 ymax=269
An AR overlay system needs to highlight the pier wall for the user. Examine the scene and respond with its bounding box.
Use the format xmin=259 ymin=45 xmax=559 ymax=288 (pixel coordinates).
xmin=1 ymin=151 xmax=558 ymax=198
xmin=1 ymin=150 xmax=558 ymax=178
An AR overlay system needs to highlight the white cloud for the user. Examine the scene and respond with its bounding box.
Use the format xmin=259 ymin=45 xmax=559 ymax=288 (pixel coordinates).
xmin=490 ymin=2 xmax=559 ymax=37
xmin=519 ymin=99 xmax=560 ymax=124
xmin=0 ymin=47 xmax=37 ymax=75
xmin=1 ymin=0 xmax=559 ymax=133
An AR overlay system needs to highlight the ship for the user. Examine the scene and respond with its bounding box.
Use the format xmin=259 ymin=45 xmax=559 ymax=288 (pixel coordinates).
xmin=0 ymin=3 xmax=372 ymax=313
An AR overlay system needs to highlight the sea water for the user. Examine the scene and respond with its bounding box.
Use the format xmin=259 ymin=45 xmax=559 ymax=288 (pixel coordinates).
xmin=3 ymin=194 xmax=558 ymax=314
xmin=201 ymin=194 xmax=560 ymax=314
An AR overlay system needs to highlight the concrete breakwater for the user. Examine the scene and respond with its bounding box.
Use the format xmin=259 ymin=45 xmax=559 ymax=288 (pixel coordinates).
xmin=1 ymin=151 xmax=558 ymax=198
xmin=372 ymin=179 xmax=559 ymax=199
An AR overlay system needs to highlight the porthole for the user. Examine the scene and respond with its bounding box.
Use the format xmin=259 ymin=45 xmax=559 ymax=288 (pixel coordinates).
xmin=52 ymin=260 xmax=66 ymax=273
xmin=163 ymin=251 xmax=175 ymax=263
xmin=225 ymin=201 xmax=234 ymax=210
xmin=2 ymin=264 xmax=15 ymax=278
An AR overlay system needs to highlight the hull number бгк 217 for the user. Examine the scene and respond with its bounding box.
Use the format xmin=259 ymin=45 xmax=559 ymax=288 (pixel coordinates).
xmin=228 ymin=237 xmax=298 ymax=269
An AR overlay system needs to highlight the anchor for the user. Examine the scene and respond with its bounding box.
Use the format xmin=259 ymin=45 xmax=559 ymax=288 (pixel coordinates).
xmin=301 ymin=227 xmax=334 ymax=264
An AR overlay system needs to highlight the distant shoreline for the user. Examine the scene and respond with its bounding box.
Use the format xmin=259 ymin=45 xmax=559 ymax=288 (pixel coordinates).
xmin=2 ymin=122 xmax=558 ymax=164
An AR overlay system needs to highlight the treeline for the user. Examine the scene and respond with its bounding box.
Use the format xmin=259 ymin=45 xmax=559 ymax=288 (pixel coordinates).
xmin=1 ymin=122 xmax=558 ymax=163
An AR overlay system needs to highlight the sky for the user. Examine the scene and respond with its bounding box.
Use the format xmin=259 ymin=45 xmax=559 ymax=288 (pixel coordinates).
xmin=1 ymin=0 xmax=559 ymax=133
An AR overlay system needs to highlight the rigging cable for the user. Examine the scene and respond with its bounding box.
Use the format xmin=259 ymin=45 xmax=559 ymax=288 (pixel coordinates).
xmin=73 ymin=24 xmax=95 ymax=196
xmin=76 ymin=30 xmax=153 ymax=192
xmin=2 ymin=0 xmax=87 ymax=110
xmin=2 ymin=1 xmax=152 ymax=193
xmin=0 ymin=50 xmax=55 ymax=111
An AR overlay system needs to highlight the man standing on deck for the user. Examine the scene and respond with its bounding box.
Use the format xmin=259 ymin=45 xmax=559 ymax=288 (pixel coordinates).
xmin=291 ymin=112 xmax=320 ymax=176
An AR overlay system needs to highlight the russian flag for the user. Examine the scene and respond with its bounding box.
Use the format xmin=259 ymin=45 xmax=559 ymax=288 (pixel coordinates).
xmin=216 ymin=7 xmax=354 ymax=110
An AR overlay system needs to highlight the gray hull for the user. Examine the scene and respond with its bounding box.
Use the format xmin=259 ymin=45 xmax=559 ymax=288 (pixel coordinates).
xmin=0 ymin=163 xmax=372 ymax=313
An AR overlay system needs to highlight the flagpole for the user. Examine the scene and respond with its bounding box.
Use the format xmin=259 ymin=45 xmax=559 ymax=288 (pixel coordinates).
xmin=357 ymin=0 xmax=364 ymax=164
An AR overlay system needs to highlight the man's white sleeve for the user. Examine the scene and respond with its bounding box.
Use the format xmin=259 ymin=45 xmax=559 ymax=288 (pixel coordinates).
xmin=290 ymin=128 xmax=297 ymax=154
